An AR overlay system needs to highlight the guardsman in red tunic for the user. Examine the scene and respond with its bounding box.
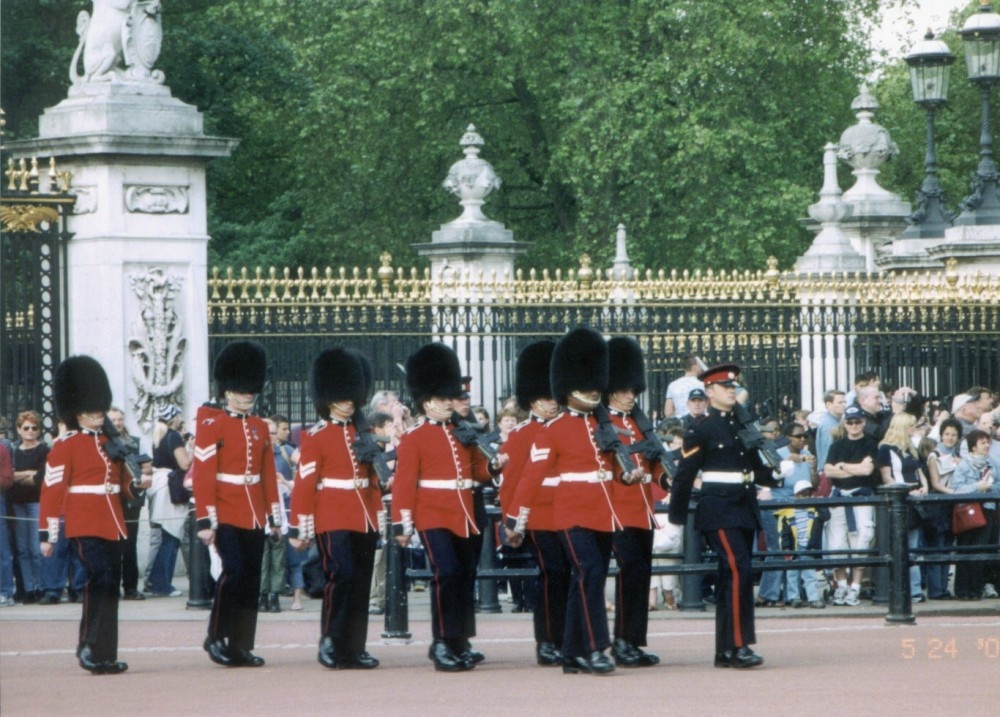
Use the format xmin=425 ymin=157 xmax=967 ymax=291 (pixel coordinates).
xmin=289 ymin=348 xmax=382 ymax=670
xmin=498 ymin=339 xmax=566 ymax=667
xmin=194 ymin=341 xmax=281 ymax=668
xmin=39 ymin=356 xmax=132 ymax=674
xmin=665 ymin=362 xmax=769 ymax=669
xmin=391 ymin=343 xmax=507 ymax=672
xmin=508 ymin=327 xmax=644 ymax=676
xmin=606 ymin=337 xmax=661 ymax=667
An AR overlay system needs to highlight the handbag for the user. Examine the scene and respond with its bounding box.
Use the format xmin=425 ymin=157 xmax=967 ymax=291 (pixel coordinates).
xmin=952 ymin=501 xmax=986 ymax=534
xmin=167 ymin=467 xmax=192 ymax=505
xmin=814 ymin=469 xmax=833 ymax=498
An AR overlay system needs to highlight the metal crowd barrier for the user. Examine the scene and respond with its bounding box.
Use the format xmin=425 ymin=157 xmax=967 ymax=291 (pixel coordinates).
xmin=381 ymin=484 xmax=999 ymax=637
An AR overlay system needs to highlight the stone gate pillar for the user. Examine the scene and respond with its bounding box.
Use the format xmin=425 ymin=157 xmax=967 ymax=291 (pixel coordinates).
xmin=6 ymin=2 xmax=236 ymax=434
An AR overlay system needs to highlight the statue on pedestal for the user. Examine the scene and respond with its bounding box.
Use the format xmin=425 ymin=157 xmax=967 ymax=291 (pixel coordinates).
xmin=70 ymin=0 xmax=165 ymax=87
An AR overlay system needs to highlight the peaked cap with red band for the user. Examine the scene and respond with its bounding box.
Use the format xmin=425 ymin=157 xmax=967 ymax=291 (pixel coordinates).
xmin=697 ymin=362 xmax=741 ymax=387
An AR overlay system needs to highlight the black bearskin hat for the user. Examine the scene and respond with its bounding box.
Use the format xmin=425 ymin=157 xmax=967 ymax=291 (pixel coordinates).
xmin=606 ymin=337 xmax=646 ymax=395
xmin=405 ymin=342 xmax=463 ymax=408
xmin=54 ymin=355 xmax=112 ymax=430
xmin=551 ymin=327 xmax=608 ymax=405
xmin=902 ymin=392 xmax=929 ymax=421
xmin=311 ymin=348 xmax=368 ymax=419
xmin=348 ymin=348 xmax=374 ymax=400
xmin=213 ymin=340 xmax=267 ymax=396
xmin=515 ymin=340 xmax=556 ymax=411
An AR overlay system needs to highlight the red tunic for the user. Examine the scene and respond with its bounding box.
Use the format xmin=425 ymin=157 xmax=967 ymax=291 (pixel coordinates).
xmin=193 ymin=406 xmax=281 ymax=531
xmin=497 ymin=415 xmax=546 ymax=514
xmin=289 ymin=419 xmax=382 ymax=537
xmin=608 ymin=409 xmax=657 ymax=530
xmin=390 ymin=418 xmax=492 ymax=537
xmin=39 ymin=430 xmax=131 ymax=542
xmin=511 ymin=410 xmax=621 ymax=533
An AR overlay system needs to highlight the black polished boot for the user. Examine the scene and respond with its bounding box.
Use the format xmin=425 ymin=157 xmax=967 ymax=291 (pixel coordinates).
xmin=268 ymin=593 xmax=281 ymax=613
xmin=203 ymin=637 xmax=233 ymax=667
xmin=613 ymin=638 xmax=659 ymax=667
xmin=78 ymin=645 xmax=104 ymax=674
xmin=456 ymin=639 xmax=484 ymax=667
xmin=340 ymin=651 xmax=380 ymax=669
xmin=318 ymin=636 xmax=338 ymax=669
xmin=428 ymin=640 xmax=466 ymax=672
xmin=714 ymin=646 xmax=764 ymax=669
xmin=586 ymin=650 xmax=615 ymax=674
xmin=536 ymin=641 xmax=563 ymax=666
xmin=230 ymin=648 xmax=265 ymax=667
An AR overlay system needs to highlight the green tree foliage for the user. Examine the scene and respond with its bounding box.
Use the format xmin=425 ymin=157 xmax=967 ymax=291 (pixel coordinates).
xmin=4 ymin=0 xmax=890 ymax=272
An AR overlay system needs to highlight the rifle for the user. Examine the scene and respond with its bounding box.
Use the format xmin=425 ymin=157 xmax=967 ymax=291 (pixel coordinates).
xmin=101 ymin=416 xmax=152 ymax=503
xmin=732 ymin=401 xmax=783 ymax=471
xmin=592 ymin=403 xmax=640 ymax=476
xmin=351 ymin=412 xmax=396 ymax=491
xmin=450 ymin=412 xmax=501 ymax=466
xmin=627 ymin=404 xmax=679 ymax=480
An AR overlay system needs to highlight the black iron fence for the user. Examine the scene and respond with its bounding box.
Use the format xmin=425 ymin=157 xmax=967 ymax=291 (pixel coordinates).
xmin=207 ymin=258 xmax=1000 ymax=424
xmin=378 ymin=485 xmax=998 ymax=637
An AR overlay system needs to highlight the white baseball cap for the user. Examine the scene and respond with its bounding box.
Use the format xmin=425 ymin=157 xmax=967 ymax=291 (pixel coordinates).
xmin=951 ymin=394 xmax=973 ymax=414
xmin=793 ymin=479 xmax=813 ymax=496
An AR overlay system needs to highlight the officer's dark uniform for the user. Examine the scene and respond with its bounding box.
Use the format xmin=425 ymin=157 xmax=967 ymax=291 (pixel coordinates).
xmin=666 ymin=363 xmax=768 ymax=668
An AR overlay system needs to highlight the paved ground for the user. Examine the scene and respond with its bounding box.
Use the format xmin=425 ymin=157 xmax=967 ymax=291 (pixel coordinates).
xmin=2 ymin=582 xmax=998 ymax=716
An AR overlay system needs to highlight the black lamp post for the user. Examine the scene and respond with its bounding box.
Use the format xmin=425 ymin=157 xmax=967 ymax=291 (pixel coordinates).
xmin=956 ymin=0 xmax=1000 ymax=225
xmin=903 ymin=30 xmax=956 ymax=238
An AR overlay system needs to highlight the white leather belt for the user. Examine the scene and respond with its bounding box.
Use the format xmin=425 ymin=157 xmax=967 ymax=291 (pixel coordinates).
xmin=560 ymin=470 xmax=612 ymax=483
xmin=69 ymin=484 xmax=120 ymax=495
xmin=541 ymin=477 xmax=560 ymax=487
xmin=217 ymin=472 xmax=260 ymax=486
xmin=321 ymin=477 xmax=369 ymax=489
xmin=701 ymin=471 xmax=753 ymax=484
xmin=418 ymin=479 xmax=473 ymax=489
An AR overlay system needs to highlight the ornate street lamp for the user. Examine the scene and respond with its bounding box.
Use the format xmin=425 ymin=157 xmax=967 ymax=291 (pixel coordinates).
xmin=903 ymin=30 xmax=956 ymax=238
xmin=956 ymin=0 xmax=1000 ymax=225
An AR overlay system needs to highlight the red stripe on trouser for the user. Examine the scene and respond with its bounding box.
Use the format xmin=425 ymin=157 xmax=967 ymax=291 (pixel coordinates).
xmin=716 ymin=530 xmax=743 ymax=648
xmin=561 ymin=530 xmax=598 ymax=652
xmin=530 ymin=533 xmax=554 ymax=640
xmin=75 ymin=540 xmax=90 ymax=648
xmin=422 ymin=534 xmax=446 ymax=638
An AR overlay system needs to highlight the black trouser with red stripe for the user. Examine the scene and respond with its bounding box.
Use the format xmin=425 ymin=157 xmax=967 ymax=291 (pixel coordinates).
xmin=420 ymin=528 xmax=477 ymax=642
xmin=559 ymin=527 xmax=612 ymax=659
xmin=612 ymin=526 xmax=653 ymax=646
xmin=73 ymin=537 xmax=123 ymax=662
xmin=209 ymin=524 xmax=265 ymax=652
xmin=317 ymin=529 xmax=378 ymax=655
xmin=703 ymin=527 xmax=756 ymax=653
xmin=527 ymin=529 xmax=569 ymax=645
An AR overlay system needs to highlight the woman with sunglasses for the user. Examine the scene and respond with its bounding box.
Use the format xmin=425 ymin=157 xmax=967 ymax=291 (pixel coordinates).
xmin=9 ymin=411 xmax=49 ymax=603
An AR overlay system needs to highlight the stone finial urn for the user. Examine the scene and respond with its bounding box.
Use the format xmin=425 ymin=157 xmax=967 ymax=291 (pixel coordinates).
xmin=442 ymin=124 xmax=502 ymax=224
xmin=837 ymin=85 xmax=899 ymax=199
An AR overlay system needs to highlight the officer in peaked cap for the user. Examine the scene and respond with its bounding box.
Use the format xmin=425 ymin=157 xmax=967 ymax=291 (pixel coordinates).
xmin=391 ymin=343 xmax=508 ymax=672
xmin=498 ymin=339 xmax=567 ymax=667
xmin=194 ymin=341 xmax=281 ymax=668
xmin=604 ymin=337 xmax=660 ymax=668
xmin=39 ymin=355 xmax=134 ymax=674
xmin=665 ymin=362 xmax=767 ymax=669
xmin=507 ymin=327 xmax=643 ymax=675
xmin=289 ymin=347 xmax=382 ymax=670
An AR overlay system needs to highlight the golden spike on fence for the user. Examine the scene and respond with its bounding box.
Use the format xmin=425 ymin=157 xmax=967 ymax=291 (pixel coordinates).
xmin=210 ymin=267 xmax=221 ymax=300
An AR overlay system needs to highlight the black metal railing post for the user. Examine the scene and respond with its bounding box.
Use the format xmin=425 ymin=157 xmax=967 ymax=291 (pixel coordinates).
xmin=881 ymin=484 xmax=915 ymax=625
xmin=873 ymin=496 xmax=890 ymax=605
xmin=381 ymin=496 xmax=411 ymax=639
xmin=476 ymin=502 xmax=502 ymax=613
xmin=186 ymin=507 xmax=212 ymax=609
xmin=679 ymin=493 xmax=706 ymax=612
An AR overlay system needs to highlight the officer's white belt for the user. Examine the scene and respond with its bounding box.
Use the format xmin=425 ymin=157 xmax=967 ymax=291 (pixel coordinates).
xmin=418 ymin=478 xmax=473 ymax=489
xmin=68 ymin=484 xmax=121 ymax=495
xmin=541 ymin=477 xmax=560 ymax=487
xmin=701 ymin=471 xmax=753 ymax=484
xmin=321 ymin=477 xmax=369 ymax=489
xmin=217 ymin=472 xmax=261 ymax=486
xmin=559 ymin=471 xmax=611 ymax=483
